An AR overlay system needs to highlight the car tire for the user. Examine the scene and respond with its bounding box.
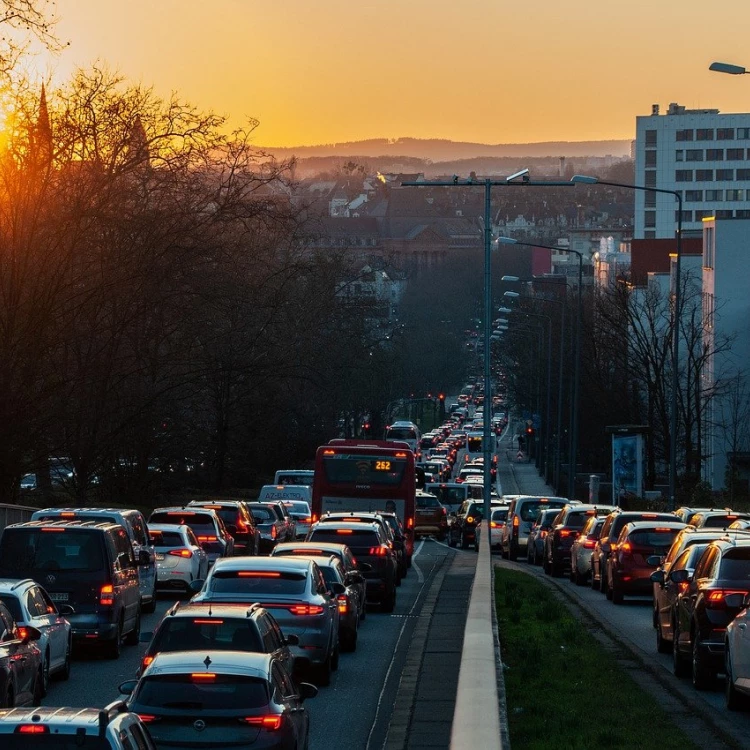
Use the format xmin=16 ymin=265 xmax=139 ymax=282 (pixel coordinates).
xmin=57 ymin=638 xmax=72 ymax=681
xmin=652 ymin=605 xmax=659 ymax=629
xmin=590 ymin=566 xmax=600 ymax=591
xmin=611 ymin=579 xmax=624 ymax=605
xmin=508 ymin=547 xmax=518 ymax=562
xmin=331 ymin=642 xmax=340 ymax=671
xmin=360 ymin=601 xmax=367 ymax=621
xmin=574 ymin=568 xmax=586 ymax=586
xmin=105 ymin=621 xmax=122 ymax=660
xmin=342 ymin=628 xmax=358 ymax=653
xmin=692 ymin=629 xmax=713 ymax=690
xmin=726 ymin=647 xmax=745 ymax=711
xmin=32 ymin=668 xmax=43 ymax=707
xmin=656 ymin=619 xmax=671 ymax=654
xmin=448 ymin=534 xmax=457 ymax=549
xmin=125 ymin=610 xmax=141 ymax=647
xmin=601 ymin=570 xmax=609 ymax=598
xmin=673 ymin=618 xmax=689 ymax=678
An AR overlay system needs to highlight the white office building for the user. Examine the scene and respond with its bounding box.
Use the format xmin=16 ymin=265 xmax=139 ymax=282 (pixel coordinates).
xmin=634 ymin=103 xmax=750 ymax=239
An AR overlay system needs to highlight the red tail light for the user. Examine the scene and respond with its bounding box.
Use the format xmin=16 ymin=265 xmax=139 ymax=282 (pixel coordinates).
xmin=16 ymin=626 xmax=28 ymax=640
xmin=197 ymin=535 xmax=218 ymax=542
xmin=583 ymin=538 xmax=596 ymax=549
xmin=238 ymin=519 xmax=248 ymax=532
xmin=618 ymin=542 xmax=632 ymax=554
xmin=100 ymin=584 xmax=114 ymax=606
xmin=142 ymin=655 xmax=154 ymax=670
xmin=168 ymin=548 xmax=193 ymax=558
xmin=137 ymin=715 xmax=157 ymax=723
xmin=407 ymin=517 xmax=414 ymax=529
xmin=441 ymin=507 xmax=447 ymax=516
xmin=559 ymin=529 xmax=572 ymax=537
xmin=304 ymin=517 xmax=312 ymax=523
xmin=289 ymin=605 xmax=325 ymax=616
xmin=312 ymin=513 xmax=319 ymax=523
xmin=369 ymin=546 xmax=388 ymax=556
xmin=540 ymin=530 xmax=548 ymax=538
xmin=241 ymin=716 xmax=282 ymax=730
xmin=706 ymin=590 xmax=748 ymax=609
xmin=271 ymin=526 xmax=277 ymax=540
xmin=16 ymin=725 xmax=48 ymax=734
xmin=191 ymin=673 xmax=216 ymax=681
xmin=337 ymin=595 xmax=348 ymax=613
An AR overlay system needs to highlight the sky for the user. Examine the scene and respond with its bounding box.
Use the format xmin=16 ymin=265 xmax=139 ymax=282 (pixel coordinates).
xmin=23 ymin=0 xmax=750 ymax=148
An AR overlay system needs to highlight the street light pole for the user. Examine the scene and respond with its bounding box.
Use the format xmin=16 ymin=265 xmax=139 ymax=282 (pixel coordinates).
xmin=571 ymin=175 xmax=683 ymax=510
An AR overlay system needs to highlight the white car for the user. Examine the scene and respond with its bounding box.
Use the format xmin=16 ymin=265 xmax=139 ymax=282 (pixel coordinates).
xmin=725 ymin=594 xmax=750 ymax=709
xmin=148 ymin=524 xmax=209 ymax=594
xmin=489 ymin=506 xmax=510 ymax=549
xmin=284 ymin=500 xmax=312 ymax=539
xmin=0 ymin=578 xmax=72 ymax=694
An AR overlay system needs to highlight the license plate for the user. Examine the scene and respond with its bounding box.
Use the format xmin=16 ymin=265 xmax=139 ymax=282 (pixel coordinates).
xmin=156 ymin=554 xmax=165 ymax=561
xmin=49 ymin=593 xmax=69 ymax=602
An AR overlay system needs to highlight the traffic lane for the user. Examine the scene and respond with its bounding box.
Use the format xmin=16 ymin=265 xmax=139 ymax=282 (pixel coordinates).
xmin=500 ymin=556 xmax=750 ymax=735
xmin=41 ymin=542 xmax=452 ymax=750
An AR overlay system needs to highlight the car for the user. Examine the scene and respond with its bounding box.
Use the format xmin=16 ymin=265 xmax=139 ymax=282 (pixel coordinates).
xmin=148 ymin=523 xmax=210 ymax=593
xmin=414 ymin=491 xmax=448 ymax=540
xmin=190 ymin=556 xmax=342 ymax=685
xmin=307 ymin=521 xmax=398 ymax=613
xmin=138 ymin=602 xmax=297 ymax=678
xmin=375 ymin=511 xmax=410 ymax=578
xmin=271 ymin=541 xmax=368 ymax=621
xmin=591 ymin=511 xmax=677 ymax=596
xmin=672 ymin=537 xmax=750 ymax=687
xmin=261 ymin=501 xmax=296 ymax=543
xmin=527 ymin=508 xmax=565 ymax=566
xmin=447 ymin=501 xmax=484 ymax=550
xmin=0 ymin=579 xmax=72 ymax=694
xmin=247 ymin=502 xmax=287 ymax=553
xmin=0 ymin=521 xmax=142 ymax=659
xmin=501 ymin=496 xmax=570 ymax=561
xmin=673 ymin=506 xmax=713 ymax=524
xmin=606 ymin=521 xmax=686 ymax=604
xmin=0 ymin=701 xmax=156 ymax=748
xmin=688 ymin=510 xmax=750 ymax=530
xmin=120 ymin=652 xmax=316 ymax=748
xmin=148 ymin=508 xmax=234 ymax=566
xmin=489 ymin=506 xmax=509 ymax=550
xmin=424 ymin=482 xmax=469 ymax=514
xmin=186 ymin=500 xmax=260 ymax=556
xmin=283 ymin=500 xmax=313 ymax=539
xmin=569 ymin=516 xmax=606 ymax=585
xmin=31 ymin=507 xmax=157 ymax=614
xmin=543 ymin=505 xmax=616 ymax=577
xmin=0 ymin=602 xmax=43 ymax=708
xmin=725 ymin=592 xmax=750 ymax=709
xmin=273 ymin=469 xmax=314 ymax=486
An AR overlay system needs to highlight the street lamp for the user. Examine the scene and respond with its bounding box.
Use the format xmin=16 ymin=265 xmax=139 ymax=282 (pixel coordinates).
xmin=504 ymin=290 xmax=520 ymax=299
xmin=498 ymin=236 xmax=584 ymax=501
xmin=709 ymin=61 xmax=749 ymax=75
xmin=571 ymin=174 xmax=683 ymax=509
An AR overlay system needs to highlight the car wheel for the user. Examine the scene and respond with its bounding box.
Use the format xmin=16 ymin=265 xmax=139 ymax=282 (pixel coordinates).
xmin=692 ymin=629 xmax=713 ymax=690
xmin=605 ymin=580 xmax=613 ymax=600
xmin=124 ymin=609 xmax=141 ymax=646
xmin=448 ymin=534 xmax=457 ymax=549
xmin=382 ymin=586 xmax=396 ymax=613
xmin=590 ymin=566 xmax=600 ymax=591
xmin=105 ymin=620 xmax=122 ymax=660
xmin=342 ymin=628 xmax=358 ymax=653
xmin=652 ymin=605 xmax=659 ymax=629
xmin=726 ymin=647 xmax=745 ymax=710
xmin=315 ymin=653 xmax=332 ymax=687
xmin=360 ymin=601 xmax=367 ymax=621
xmin=57 ymin=638 xmax=72 ymax=681
xmin=331 ymin=642 xmax=340 ymax=671
xmin=569 ymin=563 xmax=576 ymax=583
xmin=656 ymin=618 xmax=671 ymax=654
xmin=672 ymin=618 xmax=689 ymax=677
xmin=508 ymin=546 xmax=517 ymax=562
xmin=611 ymin=579 xmax=624 ymax=605
xmin=601 ymin=571 xmax=609 ymax=598
xmin=32 ymin=668 xmax=43 ymax=707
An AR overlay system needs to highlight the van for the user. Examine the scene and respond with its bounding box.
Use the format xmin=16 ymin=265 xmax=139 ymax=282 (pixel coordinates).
xmin=424 ymin=482 xmax=468 ymax=514
xmin=0 ymin=521 xmax=143 ymax=658
xmin=258 ymin=484 xmax=313 ymax=506
xmin=384 ymin=421 xmax=421 ymax=453
xmin=31 ymin=507 xmax=156 ymax=613
xmin=500 ymin=495 xmax=570 ymax=561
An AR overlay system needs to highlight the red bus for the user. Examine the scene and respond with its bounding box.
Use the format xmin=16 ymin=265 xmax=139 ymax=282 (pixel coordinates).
xmin=311 ymin=439 xmax=416 ymax=559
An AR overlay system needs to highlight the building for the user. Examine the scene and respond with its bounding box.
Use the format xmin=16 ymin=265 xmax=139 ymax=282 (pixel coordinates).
xmin=634 ymin=102 xmax=750 ymax=239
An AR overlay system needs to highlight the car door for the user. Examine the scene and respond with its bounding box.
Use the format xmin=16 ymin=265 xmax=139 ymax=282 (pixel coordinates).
xmin=735 ymin=605 xmax=750 ymax=680
xmin=112 ymin=531 xmax=140 ymax=629
xmin=29 ymin=586 xmax=64 ymax=671
xmin=130 ymin=514 xmax=156 ymax=601
xmin=0 ymin=608 xmax=34 ymax=705
xmin=272 ymin=662 xmax=307 ymax=744
xmin=264 ymin=615 xmax=295 ymax=676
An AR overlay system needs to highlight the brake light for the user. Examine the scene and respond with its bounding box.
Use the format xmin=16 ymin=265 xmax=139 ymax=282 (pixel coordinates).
xmin=642 ymin=514 xmax=658 ymax=519
xmin=323 ymin=449 xmax=335 ymax=455
xmin=41 ymin=527 xmax=65 ymax=532
xmin=237 ymin=572 xmax=281 ymax=578
xmin=168 ymin=548 xmax=193 ymax=558
xmin=60 ymin=511 xmax=76 ymax=518
xmin=142 ymin=655 xmax=154 ymax=670
xmin=193 ymin=619 xmax=224 ymax=624
xmin=337 ymin=595 xmax=348 ymax=613
xmin=238 ymin=519 xmax=248 ymax=532
xmin=583 ymin=538 xmax=596 ymax=549
xmin=271 ymin=526 xmax=277 ymax=540
xmin=540 ymin=530 xmax=548 ymax=538
xmin=618 ymin=542 xmax=632 ymax=554
xmin=706 ymin=590 xmax=748 ymax=609
xmin=138 ymin=715 xmax=157 ymax=723
xmin=191 ymin=673 xmax=216 ymax=681
xmin=559 ymin=530 xmax=572 ymax=537
xmin=100 ymin=584 xmax=114 ymax=606
xmin=369 ymin=546 xmax=388 ymax=556
xmin=16 ymin=725 xmax=48 ymax=734
xmin=304 ymin=517 xmax=312 ymax=523
xmin=289 ymin=605 xmax=325 ymax=616
xmin=336 ymin=529 xmax=353 ymax=535
xmin=197 ymin=535 xmax=218 ymax=542
xmin=395 ymin=452 xmax=407 ymax=458
xmin=16 ymin=626 xmax=28 ymax=640
xmin=407 ymin=517 xmax=414 ymax=529
xmin=312 ymin=513 xmax=319 ymax=523
xmin=241 ymin=716 xmax=282 ymax=730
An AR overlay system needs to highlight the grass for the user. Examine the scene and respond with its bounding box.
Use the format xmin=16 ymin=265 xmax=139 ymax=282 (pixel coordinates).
xmin=494 ymin=567 xmax=699 ymax=750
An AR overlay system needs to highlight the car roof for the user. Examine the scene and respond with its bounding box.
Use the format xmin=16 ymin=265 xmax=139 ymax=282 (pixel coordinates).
xmin=148 ymin=523 xmax=191 ymax=533
xmin=8 ymin=519 xmax=123 ymax=533
xmin=187 ymin=500 xmax=244 ymax=508
xmin=0 ymin=704 xmax=140 ymax=735
xmin=0 ymin=579 xmax=35 ymax=593
xmin=145 ymin=650 xmax=272 ymax=678
xmin=621 ymin=520 xmax=687 ymax=531
xmin=164 ymin=602 xmax=265 ymax=619
xmin=210 ymin=557 xmax=312 ymax=574
xmin=32 ymin=507 xmax=140 ymax=517
xmin=279 ymin=555 xmax=339 ymax=569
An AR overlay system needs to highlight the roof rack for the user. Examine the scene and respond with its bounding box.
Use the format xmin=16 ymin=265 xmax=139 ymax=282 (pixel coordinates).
xmin=98 ymin=701 xmax=128 ymax=737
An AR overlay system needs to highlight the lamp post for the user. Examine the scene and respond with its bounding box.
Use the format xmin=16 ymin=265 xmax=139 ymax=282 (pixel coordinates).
xmin=571 ymin=174 xmax=683 ymax=510
xmin=400 ymin=175 xmax=574 ymax=532
xmin=709 ymin=61 xmax=749 ymax=75
xmin=498 ymin=237 xmax=584 ymax=501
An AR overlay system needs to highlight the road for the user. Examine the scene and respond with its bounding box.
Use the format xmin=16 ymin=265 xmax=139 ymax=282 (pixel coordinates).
xmin=501 ymin=554 xmax=750 ymax=738
xmin=41 ymin=539 xmax=453 ymax=750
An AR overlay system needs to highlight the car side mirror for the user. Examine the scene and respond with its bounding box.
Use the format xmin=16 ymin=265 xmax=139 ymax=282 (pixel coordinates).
xmin=646 ymin=555 xmax=661 ymax=567
xmin=358 ymin=562 xmax=372 ymax=572
xmin=331 ymin=582 xmax=346 ymax=596
xmin=189 ymin=579 xmax=204 ymax=593
xmin=138 ymin=550 xmax=151 ymax=566
xmin=298 ymin=682 xmax=318 ymax=701
xmin=284 ymin=634 xmax=299 ymax=646
xmin=649 ymin=570 xmax=665 ymax=586
xmin=118 ymin=680 xmax=138 ymax=695
xmin=57 ymin=604 xmax=75 ymax=616
xmin=669 ymin=568 xmax=690 ymax=584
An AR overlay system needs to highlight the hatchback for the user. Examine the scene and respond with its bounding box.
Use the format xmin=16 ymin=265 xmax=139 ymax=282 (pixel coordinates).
xmin=187 ymin=500 xmax=260 ymax=556
xmin=120 ymin=652 xmax=316 ymax=748
xmin=0 ymin=602 xmax=43 ymax=708
xmin=148 ymin=524 xmax=209 ymax=593
xmin=569 ymin=516 xmax=605 ymax=585
xmin=501 ymin=496 xmax=569 ymax=561
xmin=149 ymin=508 xmax=234 ymax=565
xmin=247 ymin=502 xmax=286 ymax=553
xmin=284 ymin=500 xmax=313 ymax=539
xmin=489 ymin=506 xmax=510 ymax=550
xmin=447 ymin=501 xmax=485 ymax=550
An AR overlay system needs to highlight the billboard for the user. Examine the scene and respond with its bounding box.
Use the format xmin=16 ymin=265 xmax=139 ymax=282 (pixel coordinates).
xmin=612 ymin=433 xmax=644 ymax=505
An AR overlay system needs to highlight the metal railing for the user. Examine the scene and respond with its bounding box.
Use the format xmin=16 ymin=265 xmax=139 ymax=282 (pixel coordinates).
xmin=0 ymin=503 xmax=36 ymax=535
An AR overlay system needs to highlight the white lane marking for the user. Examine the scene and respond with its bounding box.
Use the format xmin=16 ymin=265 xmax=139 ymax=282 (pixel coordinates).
xmin=413 ymin=539 xmax=425 ymax=560
xmin=364 ymin=541 xmax=433 ymax=750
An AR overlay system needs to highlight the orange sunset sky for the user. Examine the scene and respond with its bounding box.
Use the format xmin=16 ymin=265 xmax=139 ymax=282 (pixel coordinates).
xmin=31 ymin=0 xmax=750 ymax=147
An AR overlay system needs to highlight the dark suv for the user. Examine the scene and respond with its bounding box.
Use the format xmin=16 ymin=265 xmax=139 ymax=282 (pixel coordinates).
xmin=138 ymin=602 xmax=297 ymax=678
xmin=187 ymin=500 xmax=260 ymax=556
xmin=0 ymin=521 xmax=142 ymax=658
xmin=672 ymin=538 xmax=750 ymax=688
xmin=448 ymin=501 xmax=484 ymax=550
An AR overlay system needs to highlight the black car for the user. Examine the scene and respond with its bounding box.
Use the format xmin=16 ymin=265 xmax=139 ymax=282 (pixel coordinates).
xmin=0 ymin=521 xmax=142 ymax=659
xmin=672 ymin=538 xmax=750 ymax=688
xmin=0 ymin=603 xmax=43 ymax=708
xmin=187 ymin=501 xmax=260 ymax=556
xmin=448 ymin=501 xmax=484 ymax=550
xmin=139 ymin=602 xmax=298 ymax=678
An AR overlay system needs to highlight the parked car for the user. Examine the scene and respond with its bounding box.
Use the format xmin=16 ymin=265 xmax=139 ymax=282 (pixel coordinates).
xmin=0 ymin=602 xmax=43 ymax=707
xmin=569 ymin=516 xmax=606 ymax=585
xmin=148 ymin=523 xmax=210 ymax=594
xmin=0 ymin=579 xmax=72 ymax=694
xmin=526 ymin=508 xmax=562 ymax=565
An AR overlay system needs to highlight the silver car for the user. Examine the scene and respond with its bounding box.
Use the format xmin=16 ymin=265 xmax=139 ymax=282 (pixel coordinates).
xmin=569 ymin=516 xmax=605 ymax=585
xmin=190 ymin=557 xmax=342 ymax=685
xmin=148 ymin=524 xmax=209 ymax=594
xmin=284 ymin=501 xmax=312 ymax=539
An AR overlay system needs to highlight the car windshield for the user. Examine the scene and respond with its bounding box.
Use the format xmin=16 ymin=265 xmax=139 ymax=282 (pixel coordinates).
xmin=492 ymin=509 xmax=508 ymax=522
xmin=135 ymin=673 xmax=269 ymax=710
xmin=208 ymin=570 xmax=307 ymax=596
xmin=0 ymin=594 xmax=22 ymax=620
xmin=386 ymin=427 xmax=417 ymax=440
xmin=150 ymin=531 xmax=185 ymax=547
xmin=0 ymin=529 xmax=104 ymax=573
xmin=150 ymin=619 xmax=264 ymax=654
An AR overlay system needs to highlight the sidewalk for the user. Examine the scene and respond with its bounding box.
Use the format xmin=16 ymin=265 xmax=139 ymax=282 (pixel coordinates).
xmin=497 ymin=422 xmax=559 ymax=497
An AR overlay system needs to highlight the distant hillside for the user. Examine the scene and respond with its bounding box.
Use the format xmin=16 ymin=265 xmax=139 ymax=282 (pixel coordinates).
xmin=260 ymin=137 xmax=632 ymax=161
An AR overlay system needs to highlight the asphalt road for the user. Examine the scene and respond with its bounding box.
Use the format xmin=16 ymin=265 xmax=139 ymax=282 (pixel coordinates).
xmin=40 ymin=539 xmax=453 ymax=750
xmin=501 ymin=554 xmax=750 ymax=738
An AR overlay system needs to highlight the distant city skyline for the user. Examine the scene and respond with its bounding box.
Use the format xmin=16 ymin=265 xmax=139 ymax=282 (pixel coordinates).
xmin=28 ymin=0 xmax=750 ymax=148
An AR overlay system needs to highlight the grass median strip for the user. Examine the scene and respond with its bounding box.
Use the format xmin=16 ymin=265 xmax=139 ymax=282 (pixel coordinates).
xmin=494 ymin=567 xmax=698 ymax=750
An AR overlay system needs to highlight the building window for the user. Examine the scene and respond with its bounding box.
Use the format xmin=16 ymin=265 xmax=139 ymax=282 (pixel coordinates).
xmin=696 ymin=129 xmax=714 ymax=141
xmin=695 ymin=169 xmax=714 ymax=181
xmin=644 ymin=130 xmax=657 ymax=147
xmin=738 ymin=127 xmax=750 ymax=140
xmin=695 ymin=210 xmax=714 ymax=221
xmin=644 ymin=231 xmax=656 ymax=239
xmin=716 ymin=209 xmax=734 ymax=219
xmin=737 ymin=168 xmax=750 ymax=180
xmin=717 ymin=128 xmax=735 ymax=140
xmin=676 ymin=129 xmax=694 ymax=141
xmin=726 ymin=189 xmax=745 ymax=201
xmin=706 ymin=148 xmax=724 ymax=161
xmin=685 ymin=190 xmax=703 ymax=202
xmin=675 ymin=169 xmax=693 ymax=182
xmin=675 ymin=150 xmax=684 ymax=162
xmin=676 ymin=210 xmax=693 ymax=222
xmin=645 ymin=192 xmax=656 ymax=207
xmin=644 ymin=170 xmax=657 ymax=186
xmin=727 ymin=148 xmax=745 ymax=160
xmin=645 ymin=150 xmax=657 ymax=167
xmin=705 ymin=189 xmax=724 ymax=201
xmin=716 ymin=168 xmax=734 ymax=180
xmin=736 ymin=209 xmax=750 ymax=218
xmin=644 ymin=211 xmax=656 ymax=228
xmin=685 ymin=149 xmax=704 ymax=162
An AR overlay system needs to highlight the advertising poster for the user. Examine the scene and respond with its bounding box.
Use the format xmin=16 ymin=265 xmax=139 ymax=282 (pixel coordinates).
xmin=612 ymin=433 xmax=643 ymax=505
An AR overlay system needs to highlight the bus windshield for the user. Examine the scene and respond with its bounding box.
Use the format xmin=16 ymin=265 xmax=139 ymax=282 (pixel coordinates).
xmin=322 ymin=455 xmax=407 ymax=485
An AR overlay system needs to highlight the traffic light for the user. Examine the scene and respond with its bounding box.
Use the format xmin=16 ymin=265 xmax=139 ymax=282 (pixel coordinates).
xmin=526 ymin=426 xmax=535 ymax=437
xmin=361 ymin=421 xmax=371 ymax=437
xmin=438 ymin=393 xmax=446 ymax=420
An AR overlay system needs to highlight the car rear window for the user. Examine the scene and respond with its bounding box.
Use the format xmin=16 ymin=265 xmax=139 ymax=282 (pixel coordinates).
xmin=417 ymin=495 xmax=440 ymax=508
xmin=627 ymin=529 xmax=681 ymax=550
xmin=36 ymin=513 xmax=119 ymax=525
xmin=518 ymin=501 xmax=565 ymax=522
xmin=150 ymin=512 xmax=215 ymax=534
xmin=150 ymin=618 xmax=263 ymax=654
xmin=0 ymin=529 xmax=105 ymax=573
xmin=150 ymin=530 xmax=186 ymax=547
xmin=308 ymin=529 xmax=380 ymax=547
xmin=208 ymin=569 xmax=307 ymax=596
xmin=566 ymin=511 xmax=596 ymax=529
xmin=284 ymin=502 xmax=310 ymax=515
xmin=492 ymin=509 xmax=508 ymax=522
xmin=135 ymin=673 xmax=269 ymax=710
xmin=703 ymin=515 xmax=739 ymax=528
xmin=250 ymin=507 xmax=276 ymax=523
xmin=0 ymin=594 xmax=22 ymax=620
xmin=720 ymin=548 xmax=750 ymax=578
